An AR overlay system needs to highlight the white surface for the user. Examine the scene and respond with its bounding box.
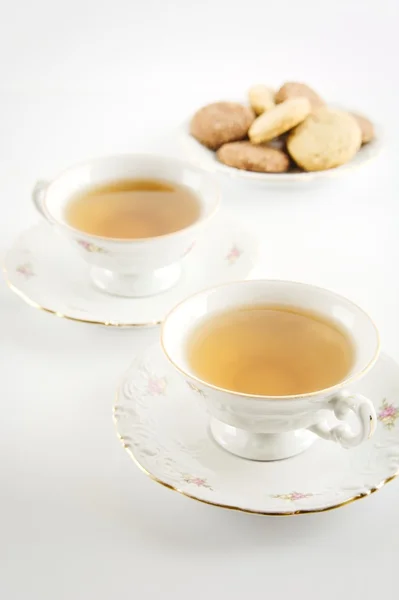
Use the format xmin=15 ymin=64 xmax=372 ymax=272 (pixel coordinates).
xmin=1 ymin=1 xmax=399 ymax=599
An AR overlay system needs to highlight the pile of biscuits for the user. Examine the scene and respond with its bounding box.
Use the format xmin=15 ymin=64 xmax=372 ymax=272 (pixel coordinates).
xmin=189 ymin=82 xmax=375 ymax=174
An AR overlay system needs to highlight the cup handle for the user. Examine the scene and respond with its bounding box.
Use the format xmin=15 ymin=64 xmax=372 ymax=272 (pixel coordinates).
xmin=308 ymin=390 xmax=376 ymax=449
xmin=32 ymin=180 xmax=50 ymax=220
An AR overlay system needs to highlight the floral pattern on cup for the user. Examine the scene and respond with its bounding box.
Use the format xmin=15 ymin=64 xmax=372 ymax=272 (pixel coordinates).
xmin=226 ymin=244 xmax=242 ymax=265
xmin=271 ymin=491 xmax=313 ymax=502
xmin=182 ymin=241 xmax=196 ymax=258
xmin=182 ymin=474 xmax=213 ymax=490
xmin=16 ymin=262 xmax=35 ymax=278
xmin=377 ymin=399 xmax=399 ymax=430
xmin=77 ymin=240 xmax=107 ymax=254
xmin=186 ymin=380 xmax=207 ymax=397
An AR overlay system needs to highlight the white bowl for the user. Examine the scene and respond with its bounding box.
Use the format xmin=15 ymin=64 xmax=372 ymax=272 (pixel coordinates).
xmin=180 ymin=111 xmax=382 ymax=186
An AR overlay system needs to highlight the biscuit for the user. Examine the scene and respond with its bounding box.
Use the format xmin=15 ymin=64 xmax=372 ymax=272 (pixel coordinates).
xmin=217 ymin=141 xmax=290 ymax=173
xmin=287 ymin=108 xmax=362 ymax=171
xmin=190 ymin=102 xmax=255 ymax=150
xmin=248 ymin=85 xmax=275 ymax=115
xmin=350 ymin=113 xmax=375 ymax=144
xmin=275 ymin=82 xmax=325 ymax=111
xmin=249 ymin=97 xmax=311 ymax=144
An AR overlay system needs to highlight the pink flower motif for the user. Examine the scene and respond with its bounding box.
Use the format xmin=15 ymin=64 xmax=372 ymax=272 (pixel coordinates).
xmin=182 ymin=241 xmax=196 ymax=258
xmin=77 ymin=240 xmax=107 ymax=254
xmin=186 ymin=380 xmax=207 ymax=397
xmin=182 ymin=474 xmax=213 ymax=490
xmin=290 ymin=492 xmax=312 ymax=501
xmin=378 ymin=399 xmax=399 ymax=429
xmin=16 ymin=263 xmax=35 ymax=278
xmin=226 ymin=244 xmax=242 ymax=265
xmin=272 ymin=491 xmax=313 ymax=502
xmin=380 ymin=406 xmax=396 ymax=418
xmin=146 ymin=376 xmax=167 ymax=396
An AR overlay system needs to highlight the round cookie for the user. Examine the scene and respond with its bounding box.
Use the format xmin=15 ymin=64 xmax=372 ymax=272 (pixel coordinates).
xmin=249 ymin=97 xmax=311 ymax=144
xmin=217 ymin=141 xmax=290 ymax=173
xmin=351 ymin=113 xmax=375 ymax=144
xmin=248 ymin=85 xmax=275 ymax=115
xmin=287 ymin=108 xmax=362 ymax=171
xmin=190 ymin=102 xmax=255 ymax=150
xmin=275 ymin=82 xmax=325 ymax=111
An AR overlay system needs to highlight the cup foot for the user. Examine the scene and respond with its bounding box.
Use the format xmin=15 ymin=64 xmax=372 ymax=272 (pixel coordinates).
xmin=90 ymin=263 xmax=182 ymax=298
xmin=210 ymin=418 xmax=316 ymax=461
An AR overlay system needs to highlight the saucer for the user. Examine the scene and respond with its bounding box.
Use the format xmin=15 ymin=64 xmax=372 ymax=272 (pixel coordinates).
xmin=114 ymin=343 xmax=399 ymax=515
xmin=180 ymin=114 xmax=382 ymax=185
xmin=3 ymin=218 xmax=258 ymax=327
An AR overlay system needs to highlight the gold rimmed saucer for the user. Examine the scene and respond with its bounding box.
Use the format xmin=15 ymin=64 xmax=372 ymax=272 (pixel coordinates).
xmin=114 ymin=344 xmax=399 ymax=515
xmin=4 ymin=217 xmax=258 ymax=327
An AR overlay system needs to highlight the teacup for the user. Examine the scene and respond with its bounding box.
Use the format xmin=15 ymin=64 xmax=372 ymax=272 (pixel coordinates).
xmin=161 ymin=280 xmax=380 ymax=461
xmin=32 ymin=154 xmax=220 ymax=297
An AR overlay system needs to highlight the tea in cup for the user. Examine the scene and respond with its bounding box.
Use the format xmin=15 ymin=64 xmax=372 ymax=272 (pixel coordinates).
xmin=161 ymin=280 xmax=380 ymax=460
xmin=32 ymin=155 xmax=220 ymax=297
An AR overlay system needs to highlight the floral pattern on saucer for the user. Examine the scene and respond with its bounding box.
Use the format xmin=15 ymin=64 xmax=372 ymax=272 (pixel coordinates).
xmin=182 ymin=474 xmax=213 ymax=490
xmin=4 ymin=217 xmax=258 ymax=327
xmin=114 ymin=345 xmax=399 ymax=515
xmin=271 ymin=492 xmax=313 ymax=502
xmin=378 ymin=399 xmax=399 ymax=429
xmin=142 ymin=369 xmax=168 ymax=396
xmin=16 ymin=262 xmax=35 ymax=278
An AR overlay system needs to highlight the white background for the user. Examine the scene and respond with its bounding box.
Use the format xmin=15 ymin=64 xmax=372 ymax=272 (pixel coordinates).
xmin=1 ymin=1 xmax=399 ymax=598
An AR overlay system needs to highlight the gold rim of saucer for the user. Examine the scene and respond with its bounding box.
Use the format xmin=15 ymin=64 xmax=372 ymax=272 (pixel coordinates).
xmin=112 ymin=398 xmax=398 ymax=516
xmin=3 ymin=269 xmax=161 ymax=328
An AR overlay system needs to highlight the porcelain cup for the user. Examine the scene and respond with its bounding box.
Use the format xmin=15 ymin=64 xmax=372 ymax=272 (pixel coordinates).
xmin=161 ymin=280 xmax=380 ymax=461
xmin=32 ymin=154 xmax=220 ymax=297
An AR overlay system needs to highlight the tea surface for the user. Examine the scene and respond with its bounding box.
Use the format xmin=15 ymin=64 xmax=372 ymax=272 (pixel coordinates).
xmin=65 ymin=178 xmax=201 ymax=239
xmin=187 ymin=304 xmax=354 ymax=396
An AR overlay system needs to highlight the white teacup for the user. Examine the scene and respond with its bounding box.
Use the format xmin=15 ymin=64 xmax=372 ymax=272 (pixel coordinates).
xmin=32 ymin=154 xmax=220 ymax=297
xmin=161 ymin=280 xmax=380 ymax=461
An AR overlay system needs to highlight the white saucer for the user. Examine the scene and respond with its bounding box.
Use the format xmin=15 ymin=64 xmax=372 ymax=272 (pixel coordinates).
xmin=3 ymin=218 xmax=258 ymax=327
xmin=114 ymin=343 xmax=399 ymax=515
xmin=180 ymin=117 xmax=382 ymax=186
